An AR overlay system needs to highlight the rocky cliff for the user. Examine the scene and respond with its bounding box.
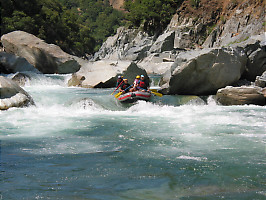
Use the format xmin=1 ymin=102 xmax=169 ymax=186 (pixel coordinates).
xmin=97 ymin=0 xmax=265 ymax=60
xmin=93 ymin=0 xmax=265 ymax=100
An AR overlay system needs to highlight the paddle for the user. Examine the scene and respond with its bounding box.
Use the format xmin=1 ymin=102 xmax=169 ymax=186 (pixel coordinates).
xmin=140 ymin=88 xmax=163 ymax=97
xmin=111 ymin=80 xmax=124 ymax=95
xmin=114 ymin=91 xmax=122 ymax=98
xmin=115 ymin=84 xmax=133 ymax=98
xmin=150 ymin=89 xmax=163 ymax=97
xmin=151 ymin=90 xmax=163 ymax=97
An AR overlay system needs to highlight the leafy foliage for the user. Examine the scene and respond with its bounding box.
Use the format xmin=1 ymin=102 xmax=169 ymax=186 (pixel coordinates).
xmin=1 ymin=0 xmax=124 ymax=56
xmin=1 ymin=0 xmax=184 ymax=56
xmin=124 ymin=0 xmax=184 ymax=35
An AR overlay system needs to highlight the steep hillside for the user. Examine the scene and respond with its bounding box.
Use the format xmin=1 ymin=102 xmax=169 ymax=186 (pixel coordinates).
xmin=168 ymin=0 xmax=265 ymax=47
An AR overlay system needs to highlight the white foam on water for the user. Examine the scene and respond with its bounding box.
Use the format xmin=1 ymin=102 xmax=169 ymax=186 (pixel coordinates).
xmin=24 ymin=73 xmax=71 ymax=87
xmin=176 ymin=155 xmax=208 ymax=161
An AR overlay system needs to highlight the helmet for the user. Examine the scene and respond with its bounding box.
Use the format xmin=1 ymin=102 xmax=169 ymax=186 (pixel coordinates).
xmin=141 ymin=75 xmax=144 ymax=78
xmin=118 ymin=76 xmax=121 ymax=79
xmin=123 ymin=79 xmax=128 ymax=81
xmin=136 ymin=75 xmax=140 ymax=79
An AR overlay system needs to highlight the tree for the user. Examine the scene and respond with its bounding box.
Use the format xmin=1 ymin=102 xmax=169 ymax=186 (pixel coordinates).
xmin=124 ymin=0 xmax=184 ymax=35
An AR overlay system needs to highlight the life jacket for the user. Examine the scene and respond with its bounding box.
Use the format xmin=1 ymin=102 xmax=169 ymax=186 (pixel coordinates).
xmin=121 ymin=83 xmax=130 ymax=90
xmin=138 ymin=80 xmax=147 ymax=89
xmin=116 ymin=78 xmax=123 ymax=87
xmin=133 ymin=78 xmax=139 ymax=86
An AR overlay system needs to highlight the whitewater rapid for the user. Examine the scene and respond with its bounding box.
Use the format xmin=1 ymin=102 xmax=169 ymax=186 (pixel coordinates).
xmin=0 ymin=73 xmax=265 ymax=199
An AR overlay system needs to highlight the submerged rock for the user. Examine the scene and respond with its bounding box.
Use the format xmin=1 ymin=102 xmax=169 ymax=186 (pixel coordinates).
xmin=0 ymin=76 xmax=35 ymax=110
xmin=216 ymin=86 xmax=265 ymax=106
xmin=68 ymin=60 xmax=148 ymax=88
xmin=1 ymin=31 xmax=83 ymax=74
xmin=11 ymin=72 xmax=31 ymax=87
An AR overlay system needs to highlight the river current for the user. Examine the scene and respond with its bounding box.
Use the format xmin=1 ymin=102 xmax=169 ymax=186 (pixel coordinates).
xmin=0 ymin=74 xmax=265 ymax=199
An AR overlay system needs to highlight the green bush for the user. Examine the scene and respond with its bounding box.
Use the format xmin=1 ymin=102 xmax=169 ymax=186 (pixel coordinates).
xmin=1 ymin=0 xmax=124 ymax=56
xmin=124 ymin=0 xmax=184 ymax=35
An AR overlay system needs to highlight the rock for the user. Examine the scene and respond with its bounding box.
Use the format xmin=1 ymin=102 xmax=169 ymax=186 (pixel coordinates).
xmin=137 ymin=52 xmax=176 ymax=74
xmin=11 ymin=72 xmax=31 ymax=87
xmin=0 ymin=76 xmax=35 ymax=110
xmin=255 ymin=71 xmax=266 ymax=87
xmin=166 ymin=15 xmax=197 ymax=49
xmin=68 ymin=60 xmax=148 ymax=88
xmin=149 ymin=31 xmax=175 ymax=53
xmin=203 ymin=2 xmax=265 ymax=48
xmin=1 ymin=31 xmax=83 ymax=74
xmin=93 ymin=27 xmax=154 ymax=61
xmin=161 ymin=47 xmax=247 ymax=95
xmin=216 ymin=86 xmax=265 ymax=106
xmin=242 ymin=40 xmax=266 ymax=81
xmin=0 ymin=52 xmax=40 ymax=73
xmin=0 ymin=62 xmax=12 ymax=74
xmin=261 ymin=88 xmax=266 ymax=98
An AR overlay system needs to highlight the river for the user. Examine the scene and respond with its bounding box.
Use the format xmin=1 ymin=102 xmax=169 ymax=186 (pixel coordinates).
xmin=0 ymin=74 xmax=265 ymax=199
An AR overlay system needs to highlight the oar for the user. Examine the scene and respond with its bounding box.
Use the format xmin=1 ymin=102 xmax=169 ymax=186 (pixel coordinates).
xmin=140 ymin=88 xmax=163 ymax=97
xmin=114 ymin=91 xmax=122 ymax=98
xmin=111 ymin=80 xmax=124 ymax=95
xmin=115 ymin=84 xmax=133 ymax=98
xmin=151 ymin=90 xmax=163 ymax=97
xmin=150 ymin=89 xmax=163 ymax=97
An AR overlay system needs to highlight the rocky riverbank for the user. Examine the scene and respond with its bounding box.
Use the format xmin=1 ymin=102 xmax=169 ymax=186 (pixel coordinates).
xmin=0 ymin=0 xmax=265 ymax=107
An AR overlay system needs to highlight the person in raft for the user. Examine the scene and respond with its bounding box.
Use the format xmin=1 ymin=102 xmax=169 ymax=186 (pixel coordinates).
xmin=129 ymin=75 xmax=140 ymax=92
xmin=137 ymin=75 xmax=150 ymax=92
xmin=116 ymin=75 xmax=124 ymax=87
xmin=119 ymin=79 xmax=131 ymax=94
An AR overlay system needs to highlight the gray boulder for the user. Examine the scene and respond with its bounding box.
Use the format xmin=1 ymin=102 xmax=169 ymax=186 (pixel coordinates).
xmin=161 ymin=47 xmax=247 ymax=95
xmin=0 ymin=52 xmax=40 ymax=73
xmin=68 ymin=60 xmax=148 ymax=88
xmin=255 ymin=71 xmax=266 ymax=88
xmin=0 ymin=76 xmax=35 ymax=110
xmin=216 ymin=86 xmax=265 ymax=106
xmin=149 ymin=31 xmax=175 ymax=53
xmin=137 ymin=52 xmax=176 ymax=74
xmin=242 ymin=41 xmax=266 ymax=81
xmin=1 ymin=31 xmax=83 ymax=74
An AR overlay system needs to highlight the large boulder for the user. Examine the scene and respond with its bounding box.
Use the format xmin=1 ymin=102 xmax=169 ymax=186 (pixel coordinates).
xmin=68 ymin=60 xmax=148 ymax=88
xmin=137 ymin=51 xmax=176 ymax=74
xmin=0 ymin=76 xmax=35 ymax=110
xmin=242 ymin=40 xmax=266 ymax=81
xmin=0 ymin=52 xmax=40 ymax=73
xmin=161 ymin=47 xmax=247 ymax=95
xmin=216 ymin=86 xmax=265 ymax=106
xmin=1 ymin=31 xmax=83 ymax=74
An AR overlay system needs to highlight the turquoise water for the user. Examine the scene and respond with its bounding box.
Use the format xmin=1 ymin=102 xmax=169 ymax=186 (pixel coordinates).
xmin=0 ymin=74 xmax=265 ymax=199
